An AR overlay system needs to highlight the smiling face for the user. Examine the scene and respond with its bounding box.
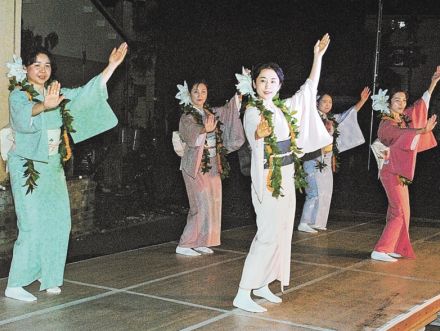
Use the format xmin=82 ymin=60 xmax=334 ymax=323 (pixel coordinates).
xmin=190 ymin=83 xmax=208 ymax=108
xmin=26 ymin=53 xmax=52 ymax=88
xmin=318 ymin=94 xmax=333 ymax=114
xmin=390 ymin=92 xmax=407 ymax=114
xmin=253 ymin=68 xmax=281 ymax=101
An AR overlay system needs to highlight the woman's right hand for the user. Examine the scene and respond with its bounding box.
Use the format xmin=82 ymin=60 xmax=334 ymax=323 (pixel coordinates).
xmin=204 ymin=114 xmax=218 ymax=133
xmin=255 ymin=116 xmax=272 ymax=139
xmin=424 ymin=114 xmax=437 ymax=133
xmin=43 ymin=81 xmax=65 ymax=110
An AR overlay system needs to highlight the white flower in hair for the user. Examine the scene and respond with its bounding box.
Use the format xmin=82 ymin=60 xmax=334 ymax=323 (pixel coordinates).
xmin=235 ymin=66 xmax=256 ymax=99
xmin=371 ymin=88 xmax=390 ymax=115
xmin=175 ymin=80 xmax=191 ymax=106
xmin=6 ymin=55 xmax=27 ymax=82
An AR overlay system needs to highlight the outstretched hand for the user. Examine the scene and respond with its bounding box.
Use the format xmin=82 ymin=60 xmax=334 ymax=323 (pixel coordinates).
xmin=256 ymin=116 xmax=272 ymax=139
xmin=425 ymin=114 xmax=437 ymax=133
xmin=108 ymin=42 xmax=128 ymax=68
xmin=360 ymin=87 xmax=371 ymax=102
xmin=43 ymin=81 xmax=65 ymax=110
xmin=431 ymin=66 xmax=440 ymax=85
xmin=204 ymin=114 xmax=218 ymax=133
xmin=314 ymin=33 xmax=330 ymax=57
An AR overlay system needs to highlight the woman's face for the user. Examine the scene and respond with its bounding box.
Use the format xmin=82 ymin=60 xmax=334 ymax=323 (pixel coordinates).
xmin=318 ymin=94 xmax=333 ymax=114
xmin=190 ymin=83 xmax=208 ymax=108
xmin=26 ymin=53 xmax=52 ymax=88
xmin=253 ymin=68 xmax=281 ymax=101
xmin=390 ymin=92 xmax=407 ymax=114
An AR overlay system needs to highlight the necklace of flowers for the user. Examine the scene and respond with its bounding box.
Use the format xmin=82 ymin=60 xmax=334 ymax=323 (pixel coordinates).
xmin=248 ymin=96 xmax=306 ymax=198
xmin=182 ymin=103 xmax=230 ymax=179
xmin=315 ymin=112 xmax=340 ymax=173
xmin=8 ymin=76 xmax=75 ymax=194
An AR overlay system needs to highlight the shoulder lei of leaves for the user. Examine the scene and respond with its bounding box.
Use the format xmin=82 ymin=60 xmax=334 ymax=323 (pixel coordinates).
xmin=8 ymin=77 xmax=75 ymax=194
xmin=248 ymin=96 xmax=306 ymax=198
xmin=380 ymin=112 xmax=412 ymax=128
xmin=181 ymin=103 xmax=230 ymax=179
xmin=317 ymin=112 xmax=340 ymax=172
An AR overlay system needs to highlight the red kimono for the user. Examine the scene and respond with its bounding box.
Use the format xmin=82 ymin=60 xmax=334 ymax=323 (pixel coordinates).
xmin=375 ymin=95 xmax=437 ymax=258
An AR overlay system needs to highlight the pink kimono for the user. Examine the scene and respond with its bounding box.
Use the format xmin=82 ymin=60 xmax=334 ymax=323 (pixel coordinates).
xmin=178 ymin=96 xmax=245 ymax=248
xmin=375 ymin=93 xmax=437 ymax=258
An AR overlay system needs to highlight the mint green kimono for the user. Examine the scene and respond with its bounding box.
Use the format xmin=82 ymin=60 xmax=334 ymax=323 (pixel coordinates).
xmin=7 ymin=74 xmax=117 ymax=291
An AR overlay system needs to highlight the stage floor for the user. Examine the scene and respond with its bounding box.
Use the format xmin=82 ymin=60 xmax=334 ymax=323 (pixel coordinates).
xmin=1 ymin=212 xmax=440 ymax=330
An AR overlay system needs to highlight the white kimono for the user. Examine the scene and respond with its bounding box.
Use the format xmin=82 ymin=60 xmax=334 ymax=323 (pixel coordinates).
xmin=239 ymin=79 xmax=332 ymax=290
xmin=299 ymin=106 xmax=365 ymax=229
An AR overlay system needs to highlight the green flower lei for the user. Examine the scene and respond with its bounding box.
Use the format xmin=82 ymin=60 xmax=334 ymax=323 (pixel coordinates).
xmin=8 ymin=77 xmax=75 ymax=194
xmin=248 ymin=96 xmax=306 ymax=198
xmin=315 ymin=112 xmax=340 ymax=172
xmin=182 ymin=103 xmax=230 ymax=179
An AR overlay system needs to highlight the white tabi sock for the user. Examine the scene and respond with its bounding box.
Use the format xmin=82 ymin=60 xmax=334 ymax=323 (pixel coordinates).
xmin=175 ymin=246 xmax=201 ymax=256
xmin=5 ymin=287 xmax=37 ymax=302
xmin=388 ymin=252 xmax=402 ymax=258
xmin=253 ymin=285 xmax=282 ymax=303
xmin=46 ymin=287 xmax=61 ymax=294
xmin=193 ymin=247 xmax=214 ymax=254
xmin=298 ymin=223 xmax=318 ymax=233
xmin=233 ymin=288 xmax=267 ymax=313
xmin=371 ymin=251 xmax=397 ymax=262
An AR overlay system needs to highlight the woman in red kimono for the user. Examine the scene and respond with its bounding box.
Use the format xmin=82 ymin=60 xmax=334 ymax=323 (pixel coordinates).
xmin=371 ymin=66 xmax=439 ymax=262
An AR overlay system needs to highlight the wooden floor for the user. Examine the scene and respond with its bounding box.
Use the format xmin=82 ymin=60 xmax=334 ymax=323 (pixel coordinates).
xmin=1 ymin=212 xmax=440 ymax=330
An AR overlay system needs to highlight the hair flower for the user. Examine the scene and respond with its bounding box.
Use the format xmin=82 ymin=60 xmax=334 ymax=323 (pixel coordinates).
xmin=6 ymin=55 xmax=27 ymax=82
xmin=371 ymin=89 xmax=390 ymax=115
xmin=175 ymin=81 xmax=191 ymax=106
xmin=235 ymin=67 xmax=256 ymax=99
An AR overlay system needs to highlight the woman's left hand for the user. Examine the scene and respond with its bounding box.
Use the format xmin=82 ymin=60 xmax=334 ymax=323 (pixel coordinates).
xmin=109 ymin=42 xmax=128 ymax=68
xmin=431 ymin=66 xmax=440 ymax=85
xmin=360 ymin=86 xmax=371 ymax=102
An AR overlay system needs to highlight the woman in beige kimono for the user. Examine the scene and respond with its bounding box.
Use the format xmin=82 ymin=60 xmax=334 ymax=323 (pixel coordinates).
xmin=175 ymin=79 xmax=245 ymax=256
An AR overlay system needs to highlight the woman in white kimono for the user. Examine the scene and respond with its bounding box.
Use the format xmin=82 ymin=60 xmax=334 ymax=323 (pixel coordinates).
xmin=232 ymin=34 xmax=333 ymax=313
xmin=175 ymin=79 xmax=245 ymax=256
xmin=298 ymin=87 xmax=370 ymax=233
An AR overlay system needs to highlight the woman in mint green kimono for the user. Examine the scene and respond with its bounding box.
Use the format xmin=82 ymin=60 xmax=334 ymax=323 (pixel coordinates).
xmin=4 ymin=43 xmax=127 ymax=302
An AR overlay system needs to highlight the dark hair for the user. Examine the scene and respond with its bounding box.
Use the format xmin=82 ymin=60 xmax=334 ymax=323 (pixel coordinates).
xmin=22 ymin=46 xmax=57 ymax=77
xmin=317 ymin=92 xmax=333 ymax=103
xmin=251 ymin=62 xmax=285 ymax=85
xmin=389 ymin=88 xmax=409 ymax=101
xmin=187 ymin=79 xmax=209 ymax=92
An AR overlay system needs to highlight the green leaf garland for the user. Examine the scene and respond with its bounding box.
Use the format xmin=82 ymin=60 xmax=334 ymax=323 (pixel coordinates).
xmin=8 ymin=76 xmax=75 ymax=193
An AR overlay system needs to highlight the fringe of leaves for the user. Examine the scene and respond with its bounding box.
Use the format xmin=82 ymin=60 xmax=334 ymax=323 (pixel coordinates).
xmin=182 ymin=103 xmax=230 ymax=179
xmin=9 ymin=77 xmax=75 ymax=193
xmin=249 ymin=96 xmax=305 ymax=198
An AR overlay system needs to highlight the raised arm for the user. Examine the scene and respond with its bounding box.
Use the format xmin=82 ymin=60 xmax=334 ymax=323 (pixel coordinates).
xmin=354 ymin=87 xmax=371 ymax=112
xmin=101 ymin=42 xmax=128 ymax=85
xmin=308 ymin=33 xmax=330 ymax=90
xmin=426 ymin=65 xmax=440 ymax=95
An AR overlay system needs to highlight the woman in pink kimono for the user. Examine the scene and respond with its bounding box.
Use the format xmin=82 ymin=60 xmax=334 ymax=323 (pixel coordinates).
xmin=175 ymin=79 xmax=245 ymax=256
xmin=371 ymin=66 xmax=439 ymax=262
xmin=232 ymin=34 xmax=333 ymax=313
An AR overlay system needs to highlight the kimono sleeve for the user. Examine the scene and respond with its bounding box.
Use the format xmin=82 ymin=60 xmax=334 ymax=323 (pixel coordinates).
xmin=212 ymin=95 xmax=245 ymax=153
xmin=63 ymin=74 xmax=118 ymax=143
xmin=286 ymin=79 xmax=332 ymax=154
xmin=9 ymin=89 xmax=43 ymax=133
xmin=335 ymin=106 xmax=365 ymax=153
xmin=179 ymin=113 xmax=205 ymax=148
xmin=405 ymin=97 xmax=437 ymax=152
